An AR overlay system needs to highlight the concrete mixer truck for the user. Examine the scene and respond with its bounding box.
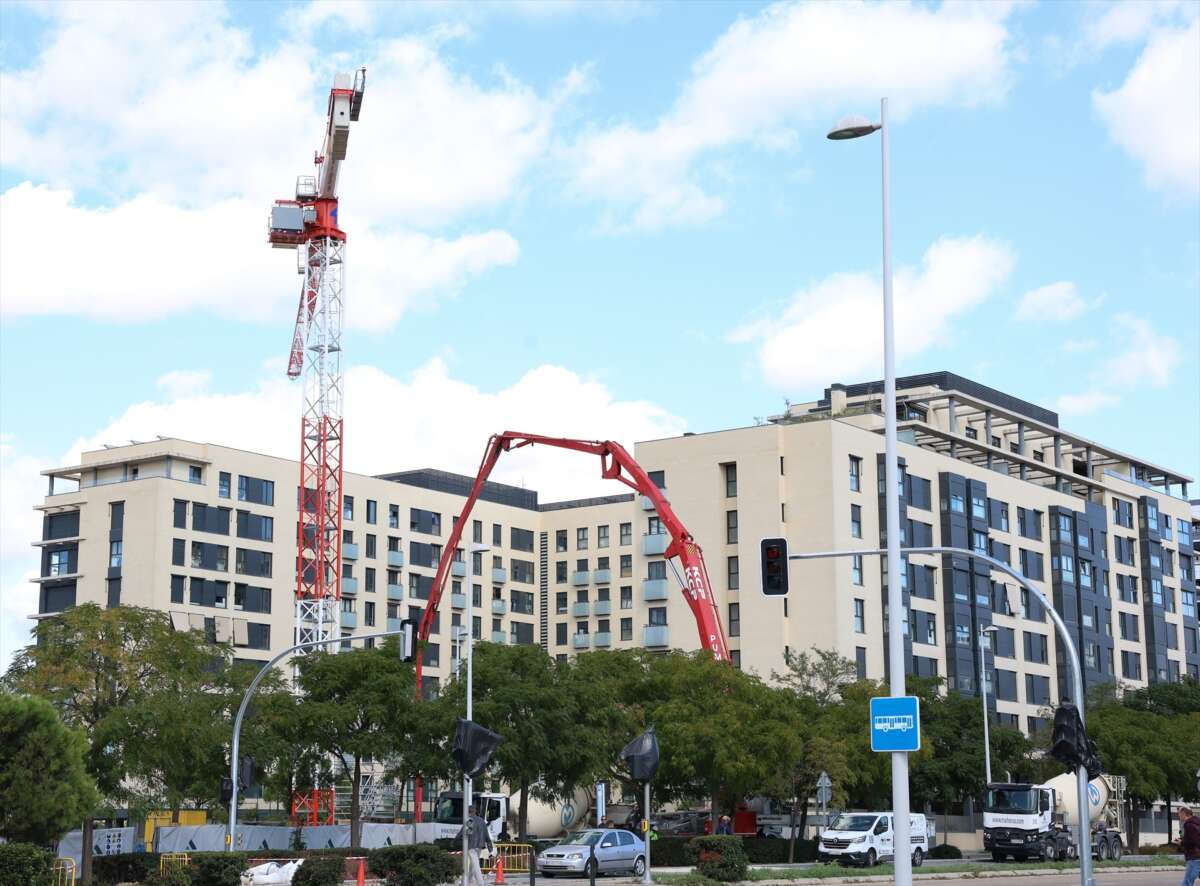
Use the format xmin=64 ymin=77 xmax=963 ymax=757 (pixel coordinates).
xmin=982 ymin=773 xmax=1126 ymax=862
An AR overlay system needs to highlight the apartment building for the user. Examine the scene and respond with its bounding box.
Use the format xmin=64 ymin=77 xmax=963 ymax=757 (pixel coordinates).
xmin=32 ymin=372 xmax=1197 ymax=734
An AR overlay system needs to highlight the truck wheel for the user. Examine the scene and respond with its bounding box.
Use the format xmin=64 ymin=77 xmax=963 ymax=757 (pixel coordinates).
xmin=911 ymin=848 xmax=923 ymax=867
xmin=1109 ymin=837 xmax=1122 ymax=861
xmin=865 ymin=849 xmax=877 ymax=868
xmin=1043 ymin=840 xmax=1057 ymax=862
xmin=991 ymin=851 xmax=1006 ymax=863
xmin=1096 ymin=838 xmax=1108 ymax=860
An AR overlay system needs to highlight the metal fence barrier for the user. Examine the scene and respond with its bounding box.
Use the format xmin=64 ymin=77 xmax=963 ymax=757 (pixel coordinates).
xmin=51 ymin=858 xmax=76 ymax=886
xmin=160 ymin=852 xmax=191 ymax=874
xmin=482 ymin=843 xmax=534 ymax=874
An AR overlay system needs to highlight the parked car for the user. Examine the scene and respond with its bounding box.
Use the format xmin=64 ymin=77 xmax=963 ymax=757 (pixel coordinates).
xmin=818 ymin=812 xmax=930 ymax=868
xmin=537 ymin=829 xmax=647 ymax=878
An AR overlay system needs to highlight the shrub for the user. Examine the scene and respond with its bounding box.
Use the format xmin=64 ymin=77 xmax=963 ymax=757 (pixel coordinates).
xmin=191 ymin=852 xmax=252 ymax=886
xmin=928 ymin=843 xmax=962 ymax=859
xmin=687 ymin=836 xmax=747 ymax=883
xmin=369 ymin=844 xmax=455 ymax=886
xmin=292 ymin=856 xmax=345 ymax=886
xmin=91 ymin=852 xmax=157 ymax=886
xmin=0 ymin=842 xmax=54 ymax=886
xmin=650 ymin=837 xmax=692 ymax=866
xmin=145 ymin=864 xmax=195 ymax=886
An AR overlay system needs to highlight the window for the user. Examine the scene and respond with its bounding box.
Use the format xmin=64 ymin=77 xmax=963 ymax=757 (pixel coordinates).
xmin=556 ymin=530 xmax=568 ymax=552
xmin=577 ymin=527 xmax=588 ymax=550
xmin=390 ymin=505 xmax=401 ymax=530
xmin=556 ymin=592 xmax=567 ymax=614
xmin=235 ymin=548 xmax=272 ymax=578
xmin=237 ymin=475 xmax=274 ymax=506
xmin=853 ymin=599 xmax=865 ymax=633
xmin=189 ymin=577 xmax=228 ymax=609
xmin=726 ymin=510 xmax=738 ymax=544
xmin=236 ymin=510 xmax=273 ymax=542
xmin=409 ymin=508 xmax=441 ymax=536
xmin=620 ymin=618 xmax=633 ymax=641
xmin=597 ymin=525 xmax=609 ymax=548
xmin=648 ymin=607 xmax=667 ymax=626
xmin=1119 ymin=612 xmax=1140 ymax=641
xmin=234 ymin=584 xmax=271 ymax=613
xmin=728 ymin=603 xmax=740 ymax=637
xmin=364 ymin=567 xmax=376 ymax=592
xmin=1121 ymin=651 xmax=1142 ymax=681
xmin=172 ymin=538 xmax=185 ymax=566
xmin=849 ymin=456 xmax=862 ymax=492
xmin=365 ymin=534 xmax=376 ymax=558
xmin=493 ymin=523 xmax=502 ymax=546
xmin=1112 ymin=498 xmax=1133 ymax=528
xmin=109 ymin=540 xmax=123 ymax=568
xmin=955 ymin=622 xmax=971 ymax=647
xmin=217 ymin=471 xmax=231 ymax=498
xmin=971 ymin=494 xmax=986 ymax=520
xmin=578 ymin=558 xmax=590 ymax=575
xmin=512 ymin=559 xmax=535 ymax=584
xmin=619 ymin=522 xmax=632 ymax=546
xmin=620 ymin=586 xmax=632 ymax=609
xmin=850 ymin=504 xmax=862 ymax=539
xmin=1025 ymin=674 xmax=1051 ymax=706
xmin=1151 ymin=578 xmax=1164 ymax=606
xmin=727 ymin=555 xmax=739 ymax=590
xmin=343 ymin=495 xmax=355 ymax=520
xmin=188 ymin=465 xmax=202 ymax=484
xmin=620 ymin=554 xmax=632 ymax=577
xmin=1055 ymin=552 xmax=1075 ymax=581
xmin=511 ymin=527 xmax=535 ymax=552
xmin=171 ymin=574 xmax=185 ymax=603
xmin=1023 ymin=631 xmax=1049 ymax=664
xmin=1078 ymin=559 xmax=1092 ymax=588
xmin=597 ymin=556 xmax=610 ymax=574
xmin=923 ymin=616 xmax=937 ymax=646
xmin=972 ymin=530 xmax=987 ymax=556
xmin=851 ymin=554 xmax=863 ymax=586
xmin=556 ymin=561 xmax=567 ymax=583
xmin=511 ymin=590 xmax=535 ymax=614
xmin=191 ymin=541 xmax=229 ymax=572
xmin=995 ymin=669 xmax=1018 ymax=702
xmin=556 ymin=623 xmax=568 ymax=645
xmin=173 ymin=499 xmax=188 ymax=529
xmin=719 ymin=463 xmax=737 ymax=497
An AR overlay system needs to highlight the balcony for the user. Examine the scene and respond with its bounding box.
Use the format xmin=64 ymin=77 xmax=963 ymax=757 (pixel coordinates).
xmin=343 ymin=543 xmax=359 ymax=560
xmin=340 ymin=610 xmax=357 ymax=629
xmin=387 ymin=550 xmax=404 ymax=568
xmin=341 ymin=577 xmax=358 ymax=595
xmin=642 ymin=533 xmax=669 ymax=556
xmin=571 ymin=601 xmax=590 ymax=617
xmin=492 ymin=599 xmax=508 ymax=615
xmin=491 ymin=567 xmax=507 ymax=585
xmin=643 ymin=578 xmax=670 ymax=601
xmin=643 ymin=625 xmax=669 ymax=647
xmin=572 ymin=570 xmax=590 ymax=586
xmin=451 ymin=561 xmax=466 ymax=578
xmin=593 ymin=569 xmax=612 ymax=584
xmin=451 ymin=592 xmax=467 ymax=609
xmin=386 ymin=617 xmax=401 ymax=632
xmin=639 ymin=495 xmax=657 ymax=511
xmin=387 ymin=584 xmax=403 ymax=602
xmin=594 ymin=631 xmax=612 ymax=648
xmin=594 ymin=600 xmax=612 ymax=616
xmin=490 ymin=631 xmax=507 ymax=644
xmin=573 ymin=633 xmax=591 ymax=650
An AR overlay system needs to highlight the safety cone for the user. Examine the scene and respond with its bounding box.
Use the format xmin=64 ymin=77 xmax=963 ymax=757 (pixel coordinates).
xmin=494 ymin=852 xmax=505 ymax=885
xmin=356 ymin=858 xmax=366 ymax=886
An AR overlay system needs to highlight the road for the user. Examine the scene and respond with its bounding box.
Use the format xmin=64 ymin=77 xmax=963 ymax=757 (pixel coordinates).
xmin=532 ymin=868 xmax=1181 ymax=886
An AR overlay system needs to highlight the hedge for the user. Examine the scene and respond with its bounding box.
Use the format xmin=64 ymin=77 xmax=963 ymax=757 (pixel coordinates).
xmin=928 ymin=843 xmax=963 ymax=859
xmin=91 ymin=852 xmax=157 ymax=886
xmin=687 ymin=836 xmax=747 ymax=882
xmin=90 ymin=847 xmax=365 ymax=886
xmin=292 ymin=856 xmax=346 ymax=886
xmin=368 ymin=844 xmax=456 ymax=886
xmin=647 ymin=835 xmax=816 ymax=867
xmin=0 ymin=843 xmax=54 ymax=886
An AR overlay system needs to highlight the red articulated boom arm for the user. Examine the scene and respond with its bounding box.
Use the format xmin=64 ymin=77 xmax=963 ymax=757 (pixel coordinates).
xmin=415 ymin=432 xmax=731 ymax=690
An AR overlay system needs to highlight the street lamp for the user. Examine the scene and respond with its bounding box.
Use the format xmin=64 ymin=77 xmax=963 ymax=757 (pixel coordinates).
xmin=827 ymin=97 xmax=912 ymax=886
xmin=978 ymin=625 xmax=1000 ymax=785
xmin=463 ymin=542 xmax=490 ymax=886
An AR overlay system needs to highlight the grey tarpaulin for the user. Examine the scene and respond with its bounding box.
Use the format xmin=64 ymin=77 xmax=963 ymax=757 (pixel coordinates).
xmin=57 ymin=827 xmax=137 ymax=868
xmin=153 ymin=822 xmax=445 ymax=853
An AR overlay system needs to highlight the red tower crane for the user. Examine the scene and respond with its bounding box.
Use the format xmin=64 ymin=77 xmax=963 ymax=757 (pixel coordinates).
xmin=410 ymin=432 xmax=730 ymax=819
xmin=268 ymin=68 xmax=365 ymax=826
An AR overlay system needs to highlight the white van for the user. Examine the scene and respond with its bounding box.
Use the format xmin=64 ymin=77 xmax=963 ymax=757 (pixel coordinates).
xmin=818 ymin=812 xmax=930 ymax=867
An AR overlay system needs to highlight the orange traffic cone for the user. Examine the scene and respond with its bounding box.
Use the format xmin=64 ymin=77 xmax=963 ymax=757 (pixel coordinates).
xmin=356 ymin=858 xmax=366 ymax=886
xmin=495 ymin=852 xmax=505 ymax=885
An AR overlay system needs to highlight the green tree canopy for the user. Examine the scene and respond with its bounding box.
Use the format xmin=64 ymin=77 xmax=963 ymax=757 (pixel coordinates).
xmin=0 ymin=692 xmax=98 ymax=846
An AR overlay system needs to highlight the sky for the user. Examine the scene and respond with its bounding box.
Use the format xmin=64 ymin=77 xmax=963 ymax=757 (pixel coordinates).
xmin=1 ymin=0 xmax=1198 ymax=669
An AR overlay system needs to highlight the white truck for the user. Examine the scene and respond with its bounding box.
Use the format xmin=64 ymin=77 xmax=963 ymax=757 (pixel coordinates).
xmin=817 ymin=812 xmax=931 ymax=867
xmin=431 ymin=788 xmax=594 ymax=841
xmin=982 ymin=773 xmax=1125 ymax=862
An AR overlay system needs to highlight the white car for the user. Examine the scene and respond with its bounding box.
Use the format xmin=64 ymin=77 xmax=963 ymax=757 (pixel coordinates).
xmin=240 ymin=859 xmax=304 ymax=886
xmin=818 ymin=812 xmax=929 ymax=868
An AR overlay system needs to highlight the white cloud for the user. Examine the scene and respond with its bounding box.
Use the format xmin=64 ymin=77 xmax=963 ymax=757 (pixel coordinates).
xmin=1015 ymin=281 xmax=1093 ymax=322
xmin=0 ymin=183 xmax=519 ymax=328
xmin=1093 ymin=17 xmax=1200 ymax=196
xmin=1082 ymin=0 xmax=1195 ymax=51
xmin=730 ymin=234 xmax=1014 ymax=390
xmin=1062 ymin=338 xmax=1100 ymax=353
xmin=1056 ymin=391 xmax=1118 ymax=416
xmin=157 ymin=370 xmax=213 ymax=399
xmin=567 ymin=0 xmax=1019 ymax=229
xmin=0 ymin=359 xmax=684 ymax=671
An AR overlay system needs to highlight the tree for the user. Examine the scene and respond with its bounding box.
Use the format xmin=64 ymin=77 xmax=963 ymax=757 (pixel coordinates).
xmin=773 ymin=648 xmax=859 ymax=707
xmin=0 ymin=693 xmax=98 ymax=845
xmin=296 ymin=643 xmax=432 ymax=848
xmin=2 ymin=604 xmax=211 ymax=881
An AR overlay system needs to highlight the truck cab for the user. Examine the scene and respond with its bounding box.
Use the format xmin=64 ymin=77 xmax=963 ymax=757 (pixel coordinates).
xmin=982 ymin=783 xmax=1065 ymax=861
xmin=818 ymin=812 xmax=929 ymax=867
xmin=432 ymin=791 xmax=509 ymax=842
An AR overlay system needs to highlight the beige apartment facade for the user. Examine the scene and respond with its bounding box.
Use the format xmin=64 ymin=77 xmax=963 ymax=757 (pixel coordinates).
xmin=32 ymin=372 xmax=1197 ymax=734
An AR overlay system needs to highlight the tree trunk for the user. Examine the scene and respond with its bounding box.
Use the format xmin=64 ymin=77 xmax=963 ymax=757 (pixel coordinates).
xmin=942 ymin=799 xmax=951 ymax=847
xmin=81 ymin=815 xmax=94 ymax=885
xmin=350 ymin=756 xmax=362 ymax=849
xmin=787 ymin=788 xmax=798 ymax=863
xmin=1125 ymin=798 xmax=1141 ymax=852
xmin=172 ymin=806 xmax=180 ymax=824
xmin=518 ymin=777 xmax=529 ymax=840
xmin=1167 ymin=794 xmax=1173 ymax=844
xmin=798 ymin=801 xmax=810 ymax=842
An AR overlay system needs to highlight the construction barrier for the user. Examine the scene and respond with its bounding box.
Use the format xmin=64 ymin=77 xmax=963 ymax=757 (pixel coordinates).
xmin=51 ymin=858 xmax=76 ymax=886
xmin=160 ymin=852 xmax=191 ymax=875
xmin=482 ymin=843 xmax=533 ymax=874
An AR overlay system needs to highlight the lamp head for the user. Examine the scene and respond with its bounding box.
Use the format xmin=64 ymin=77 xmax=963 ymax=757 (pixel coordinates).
xmin=827 ymin=115 xmax=881 ymax=140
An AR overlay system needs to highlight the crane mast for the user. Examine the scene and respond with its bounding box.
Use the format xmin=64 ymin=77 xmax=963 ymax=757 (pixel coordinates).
xmin=267 ymin=69 xmax=365 ymax=825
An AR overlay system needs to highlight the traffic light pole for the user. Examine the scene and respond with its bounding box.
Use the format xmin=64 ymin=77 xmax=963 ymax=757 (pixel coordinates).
xmin=227 ymin=627 xmax=412 ymax=852
xmin=789 ymin=544 xmax=1094 ymax=886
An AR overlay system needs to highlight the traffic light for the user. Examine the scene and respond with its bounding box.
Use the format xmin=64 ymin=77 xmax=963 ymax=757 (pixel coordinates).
xmin=760 ymin=537 xmax=789 ymax=596
xmin=398 ymin=618 xmax=415 ymax=662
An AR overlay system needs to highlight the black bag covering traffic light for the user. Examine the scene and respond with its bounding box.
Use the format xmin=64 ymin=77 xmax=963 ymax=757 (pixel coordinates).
xmin=1050 ymin=703 xmax=1102 ymax=779
xmin=760 ymin=538 xmax=789 ymax=596
xmin=239 ymin=755 xmax=256 ymax=791
xmin=220 ymin=776 xmax=234 ymax=804
xmin=619 ymin=725 xmax=660 ymax=782
xmin=452 ymin=718 xmax=503 ymax=779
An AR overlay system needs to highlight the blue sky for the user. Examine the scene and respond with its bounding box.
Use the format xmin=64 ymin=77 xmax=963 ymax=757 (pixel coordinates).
xmin=1 ymin=0 xmax=1198 ymax=665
